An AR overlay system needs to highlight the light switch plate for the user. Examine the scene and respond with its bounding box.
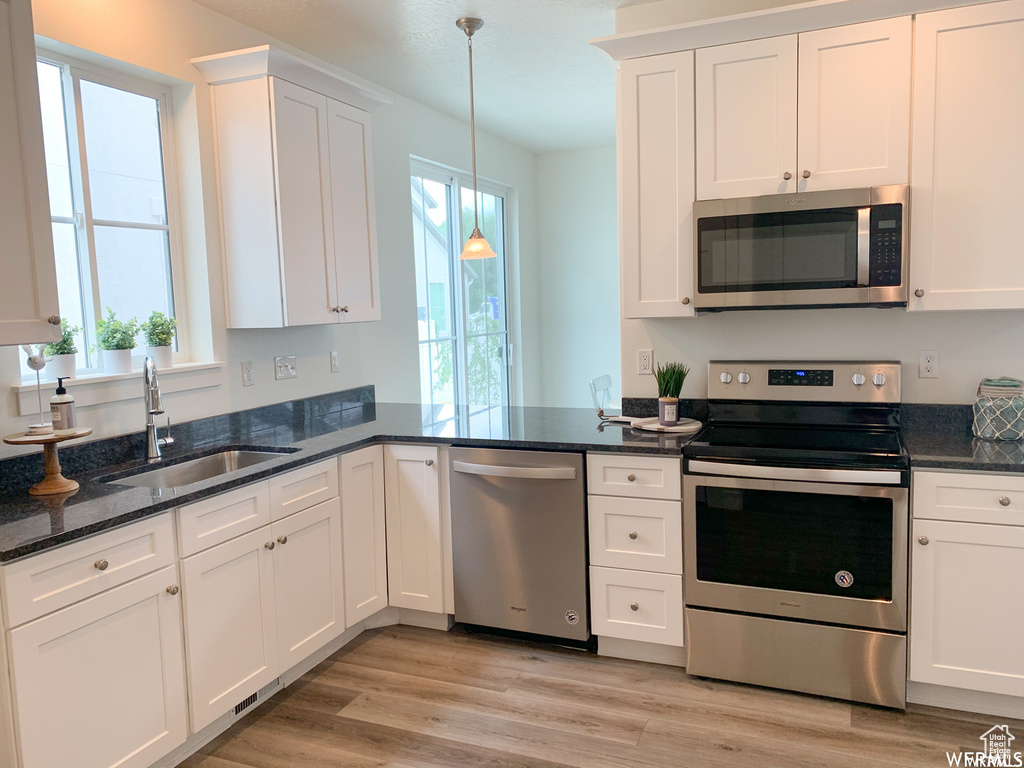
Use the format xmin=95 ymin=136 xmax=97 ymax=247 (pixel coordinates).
xmin=241 ymin=360 xmax=254 ymax=387
xmin=274 ymin=355 xmax=297 ymax=380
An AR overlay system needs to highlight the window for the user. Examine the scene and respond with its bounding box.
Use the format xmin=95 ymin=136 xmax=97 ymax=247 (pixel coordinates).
xmin=23 ymin=53 xmax=184 ymax=378
xmin=410 ymin=160 xmax=511 ymax=431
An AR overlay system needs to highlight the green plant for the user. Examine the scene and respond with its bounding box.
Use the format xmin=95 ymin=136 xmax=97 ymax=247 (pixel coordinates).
xmin=94 ymin=308 xmax=139 ymax=351
xmin=140 ymin=311 xmax=177 ymax=347
xmin=44 ymin=318 xmax=81 ymax=356
xmin=655 ymin=361 xmax=690 ymax=399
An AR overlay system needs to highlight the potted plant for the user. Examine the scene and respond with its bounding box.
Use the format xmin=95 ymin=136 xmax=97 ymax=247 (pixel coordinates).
xmin=94 ymin=308 xmax=139 ymax=374
xmin=140 ymin=311 xmax=177 ymax=369
xmin=655 ymin=361 xmax=690 ymax=426
xmin=43 ymin=318 xmax=81 ymax=380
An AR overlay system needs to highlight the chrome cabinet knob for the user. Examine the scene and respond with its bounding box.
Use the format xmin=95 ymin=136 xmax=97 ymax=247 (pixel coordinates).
xmin=719 ymin=372 xmax=733 ymax=384
xmin=783 ymin=172 xmax=793 ymax=180
xmin=94 ymin=559 xmax=109 ymax=571
xmin=852 ymin=373 xmax=866 ymax=386
xmin=682 ymin=297 xmax=691 ymax=305
xmin=265 ymin=541 xmax=275 ymax=550
xmin=277 ymin=536 xmax=288 ymax=545
xmin=802 ymin=170 xmax=811 ymax=179
xmin=629 ymin=531 xmax=638 ymax=540
xmin=872 ymin=373 xmax=887 ymax=387
xmin=737 ymin=372 xmax=751 ymax=384
xmin=166 ymin=585 xmax=179 ymax=595
xmin=48 ymin=315 xmax=61 ymax=325
xmin=918 ymin=536 xmax=929 ymax=545
xmin=627 ymin=473 xmax=636 ymax=482
xmin=425 ymin=459 xmax=434 ymax=466
xmin=914 ymin=289 xmax=924 ymax=298
xmin=1000 ymin=496 xmax=1012 ymax=507
xmin=630 ymin=602 xmax=639 ymax=612
xmin=340 ymin=306 xmax=349 ymax=313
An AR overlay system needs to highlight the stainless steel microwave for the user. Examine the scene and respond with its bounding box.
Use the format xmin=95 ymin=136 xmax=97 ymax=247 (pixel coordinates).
xmin=692 ymin=185 xmax=908 ymax=311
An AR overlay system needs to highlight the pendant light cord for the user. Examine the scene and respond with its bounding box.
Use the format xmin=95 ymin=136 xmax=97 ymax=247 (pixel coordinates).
xmin=468 ymin=33 xmax=480 ymax=233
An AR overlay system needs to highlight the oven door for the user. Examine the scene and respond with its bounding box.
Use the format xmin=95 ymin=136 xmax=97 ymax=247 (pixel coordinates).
xmin=683 ymin=471 xmax=908 ymax=632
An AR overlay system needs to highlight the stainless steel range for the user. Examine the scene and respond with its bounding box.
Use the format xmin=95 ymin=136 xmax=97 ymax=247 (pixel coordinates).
xmin=683 ymin=361 xmax=909 ymax=708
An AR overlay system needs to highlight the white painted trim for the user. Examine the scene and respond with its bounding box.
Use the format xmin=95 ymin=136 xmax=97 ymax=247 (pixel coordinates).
xmin=589 ymin=0 xmax=998 ymax=61
xmin=13 ymin=362 xmax=226 ymax=415
xmin=397 ymin=608 xmax=454 ymax=631
xmin=907 ymin=681 xmax=1024 ymax=720
xmin=597 ymin=635 xmax=687 ymax=667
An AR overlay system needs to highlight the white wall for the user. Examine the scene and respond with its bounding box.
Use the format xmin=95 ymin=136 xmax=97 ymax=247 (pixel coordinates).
xmin=0 ymin=0 xmax=542 ymax=458
xmin=535 ymin=146 xmax=620 ymax=408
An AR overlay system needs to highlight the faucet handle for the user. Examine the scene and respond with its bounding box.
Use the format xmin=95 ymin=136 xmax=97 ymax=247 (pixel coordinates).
xmin=158 ymin=417 xmax=175 ymax=449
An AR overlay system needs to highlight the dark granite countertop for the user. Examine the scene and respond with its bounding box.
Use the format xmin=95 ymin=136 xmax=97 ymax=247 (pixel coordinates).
xmin=901 ymin=404 xmax=1024 ymax=474
xmin=0 ymin=399 xmax=687 ymax=562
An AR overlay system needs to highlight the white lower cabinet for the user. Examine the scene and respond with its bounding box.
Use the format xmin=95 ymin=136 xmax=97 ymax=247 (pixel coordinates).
xmin=384 ymin=444 xmax=444 ymax=613
xmin=910 ymin=517 xmax=1024 ymax=697
xmin=341 ymin=445 xmax=388 ymax=625
xmin=590 ymin=565 xmax=684 ymax=646
xmin=7 ymin=565 xmax=188 ymax=768
xmin=181 ymin=526 xmax=279 ymax=732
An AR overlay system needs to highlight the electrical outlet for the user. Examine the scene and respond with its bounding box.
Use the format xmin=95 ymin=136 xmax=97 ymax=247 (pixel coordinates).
xmin=330 ymin=350 xmax=340 ymax=374
xmin=918 ymin=350 xmax=939 ymax=379
xmin=241 ymin=360 xmax=254 ymax=387
xmin=274 ymin=355 xmax=297 ymax=380
xmin=637 ymin=349 xmax=654 ymax=375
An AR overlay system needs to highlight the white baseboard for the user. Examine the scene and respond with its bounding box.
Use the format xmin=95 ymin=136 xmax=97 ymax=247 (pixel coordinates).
xmin=907 ymin=681 xmax=1024 ymax=720
xmin=597 ymin=635 xmax=686 ymax=667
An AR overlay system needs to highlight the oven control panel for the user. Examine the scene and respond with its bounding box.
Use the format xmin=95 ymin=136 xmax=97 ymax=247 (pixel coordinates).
xmin=709 ymin=361 xmax=901 ymax=403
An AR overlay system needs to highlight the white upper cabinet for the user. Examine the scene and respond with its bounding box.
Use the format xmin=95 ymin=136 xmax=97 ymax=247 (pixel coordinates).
xmin=797 ymin=17 xmax=911 ymax=191
xmin=909 ymin=0 xmax=1024 ymax=311
xmin=620 ymin=51 xmax=696 ymax=318
xmin=193 ymin=47 xmax=389 ymax=328
xmin=696 ymin=36 xmax=798 ymax=200
xmin=695 ymin=19 xmax=911 ymax=200
xmin=0 ymin=0 xmax=60 ymax=346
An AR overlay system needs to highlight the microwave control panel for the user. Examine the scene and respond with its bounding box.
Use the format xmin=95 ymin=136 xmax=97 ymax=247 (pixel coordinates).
xmin=869 ymin=203 xmax=904 ymax=287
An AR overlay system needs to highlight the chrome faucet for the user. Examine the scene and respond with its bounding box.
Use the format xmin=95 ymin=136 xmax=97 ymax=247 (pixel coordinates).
xmin=144 ymin=355 xmax=174 ymax=461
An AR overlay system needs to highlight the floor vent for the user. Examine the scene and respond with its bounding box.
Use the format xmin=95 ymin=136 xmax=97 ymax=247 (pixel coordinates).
xmin=233 ymin=692 xmax=257 ymax=715
xmin=232 ymin=677 xmax=282 ymax=718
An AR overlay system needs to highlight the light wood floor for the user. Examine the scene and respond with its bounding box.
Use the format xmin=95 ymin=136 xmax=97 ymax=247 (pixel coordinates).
xmin=180 ymin=625 xmax=1020 ymax=768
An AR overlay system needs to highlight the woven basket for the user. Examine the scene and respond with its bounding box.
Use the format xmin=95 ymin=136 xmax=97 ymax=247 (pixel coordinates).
xmin=973 ymin=395 xmax=1024 ymax=441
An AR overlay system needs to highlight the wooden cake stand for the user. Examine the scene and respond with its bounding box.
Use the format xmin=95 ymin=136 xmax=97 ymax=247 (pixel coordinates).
xmin=3 ymin=428 xmax=92 ymax=496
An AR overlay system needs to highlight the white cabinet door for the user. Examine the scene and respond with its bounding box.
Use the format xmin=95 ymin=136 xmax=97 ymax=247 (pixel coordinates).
xmin=797 ymin=17 xmax=911 ymax=191
xmin=589 ymin=566 xmax=684 ymax=646
xmin=272 ymin=498 xmax=345 ymax=672
xmin=910 ymin=1 xmax=1024 ymax=311
xmin=0 ymin=0 xmax=60 ymax=346
xmin=8 ymin=565 xmax=187 ymax=768
xmin=341 ymin=445 xmax=387 ymax=626
xmin=620 ymin=51 xmax=695 ymax=318
xmin=270 ymin=77 xmax=338 ymax=327
xmin=384 ymin=445 xmax=443 ymax=613
xmin=180 ymin=526 xmax=279 ymax=732
xmin=696 ymin=35 xmax=798 ymax=200
xmin=327 ymin=98 xmax=381 ymax=323
xmin=910 ymin=519 xmax=1024 ymax=697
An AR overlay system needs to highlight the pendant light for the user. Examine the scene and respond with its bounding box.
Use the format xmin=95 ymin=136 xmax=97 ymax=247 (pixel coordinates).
xmin=456 ymin=17 xmax=496 ymax=260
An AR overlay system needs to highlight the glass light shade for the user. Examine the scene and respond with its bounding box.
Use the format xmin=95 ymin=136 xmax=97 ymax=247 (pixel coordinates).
xmin=460 ymin=228 xmax=496 ymax=260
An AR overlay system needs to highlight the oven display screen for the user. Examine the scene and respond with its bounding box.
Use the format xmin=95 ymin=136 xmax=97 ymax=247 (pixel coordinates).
xmin=768 ymin=369 xmax=834 ymax=386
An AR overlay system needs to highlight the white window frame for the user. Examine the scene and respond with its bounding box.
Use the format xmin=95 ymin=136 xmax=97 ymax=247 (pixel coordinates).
xmin=28 ymin=49 xmax=189 ymax=379
xmin=410 ymin=157 xmax=513 ymax=421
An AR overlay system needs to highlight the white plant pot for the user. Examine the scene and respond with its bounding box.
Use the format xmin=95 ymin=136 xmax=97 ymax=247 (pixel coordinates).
xmin=102 ymin=348 xmax=133 ymax=375
xmin=48 ymin=353 xmax=76 ymax=381
xmin=145 ymin=345 xmax=173 ymax=370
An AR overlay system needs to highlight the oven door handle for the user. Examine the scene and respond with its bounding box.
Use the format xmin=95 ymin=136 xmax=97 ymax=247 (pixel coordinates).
xmin=687 ymin=460 xmax=902 ymax=485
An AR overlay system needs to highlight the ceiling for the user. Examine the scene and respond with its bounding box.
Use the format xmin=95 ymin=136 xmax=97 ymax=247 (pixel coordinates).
xmin=191 ymin=0 xmax=643 ymax=153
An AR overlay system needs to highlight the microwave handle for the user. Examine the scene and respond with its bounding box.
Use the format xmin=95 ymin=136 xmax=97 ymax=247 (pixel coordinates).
xmin=857 ymin=207 xmax=870 ymax=286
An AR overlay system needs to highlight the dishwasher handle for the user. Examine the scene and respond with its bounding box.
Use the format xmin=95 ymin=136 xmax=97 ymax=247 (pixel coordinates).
xmin=452 ymin=460 xmax=577 ymax=481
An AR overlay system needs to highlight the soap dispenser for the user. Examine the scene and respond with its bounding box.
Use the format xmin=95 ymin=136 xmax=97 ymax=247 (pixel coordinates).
xmin=50 ymin=377 xmax=77 ymax=430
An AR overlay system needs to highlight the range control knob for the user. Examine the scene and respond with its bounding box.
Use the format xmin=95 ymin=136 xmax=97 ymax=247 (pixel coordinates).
xmin=852 ymin=373 xmax=866 ymax=386
xmin=719 ymin=372 xmax=733 ymax=384
xmin=737 ymin=372 xmax=751 ymax=384
xmin=872 ymin=373 xmax=887 ymax=387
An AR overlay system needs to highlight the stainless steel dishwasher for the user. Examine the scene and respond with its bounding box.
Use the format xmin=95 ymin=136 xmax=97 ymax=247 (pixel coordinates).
xmin=449 ymin=447 xmax=588 ymax=642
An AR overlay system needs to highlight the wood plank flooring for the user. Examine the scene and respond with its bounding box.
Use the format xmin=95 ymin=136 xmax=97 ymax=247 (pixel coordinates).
xmin=179 ymin=625 xmax=1022 ymax=768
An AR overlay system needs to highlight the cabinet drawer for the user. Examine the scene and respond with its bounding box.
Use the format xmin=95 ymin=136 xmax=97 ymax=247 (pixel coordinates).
xmin=269 ymin=459 xmax=339 ymax=522
xmin=587 ymin=454 xmax=681 ymax=500
xmin=589 ymin=566 xmax=684 ymax=646
xmin=588 ymin=496 xmax=682 ymax=574
xmin=913 ymin=471 xmax=1024 ymax=527
xmin=177 ymin=482 xmax=271 ymax=557
xmin=1 ymin=514 xmax=175 ymax=627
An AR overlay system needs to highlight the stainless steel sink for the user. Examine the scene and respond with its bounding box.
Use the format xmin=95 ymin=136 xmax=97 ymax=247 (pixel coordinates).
xmin=110 ymin=450 xmax=285 ymax=489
